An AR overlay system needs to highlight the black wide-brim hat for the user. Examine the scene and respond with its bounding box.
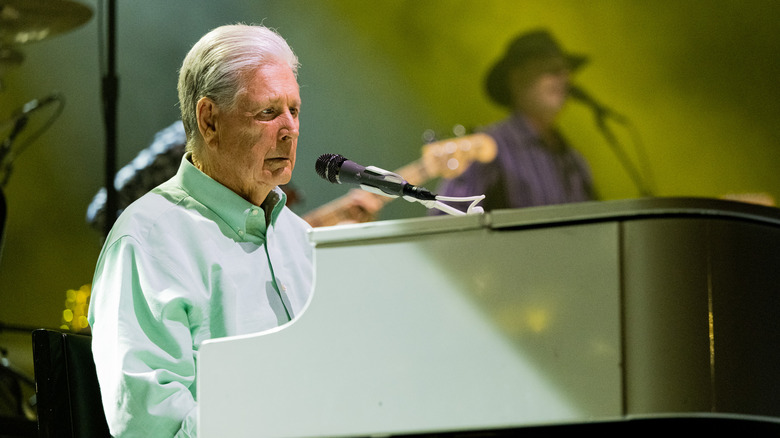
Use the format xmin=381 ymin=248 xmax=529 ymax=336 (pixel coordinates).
xmin=485 ymin=29 xmax=588 ymax=107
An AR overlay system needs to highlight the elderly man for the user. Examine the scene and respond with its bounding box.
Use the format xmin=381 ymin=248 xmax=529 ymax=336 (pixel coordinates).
xmin=434 ymin=29 xmax=597 ymax=211
xmin=88 ymin=24 xmax=313 ymax=437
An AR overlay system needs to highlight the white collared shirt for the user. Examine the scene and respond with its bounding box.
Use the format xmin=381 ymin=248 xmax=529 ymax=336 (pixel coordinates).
xmin=88 ymin=154 xmax=313 ymax=437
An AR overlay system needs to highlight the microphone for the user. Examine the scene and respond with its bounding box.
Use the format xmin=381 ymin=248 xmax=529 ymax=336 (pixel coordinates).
xmin=568 ymin=85 xmax=625 ymax=122
xmin=1 ymin=93 xmax=63 ymax=166
xmin=13 ymin=93 xmax=62 ymax=118
xmin=4 ymin=93 xmax=56 ymax=137
xmin=4 ymin=94 xmax=62 ymax=142
xmin=0 ymin=93 xmax=65 ymax=187
xmin=315 ymin=153 xmax=436 ymax=201
xmin=569 ymin=85 xmax=653 ymax=196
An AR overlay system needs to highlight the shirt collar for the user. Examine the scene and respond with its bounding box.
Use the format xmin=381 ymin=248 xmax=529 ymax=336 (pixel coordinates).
xmin=509 ymin=113 xmax=566 ymax=152
xmin=509 ymin=113 xmax=538 ymax=137
xmin=175 ymin=152 xmax=288 ymax=240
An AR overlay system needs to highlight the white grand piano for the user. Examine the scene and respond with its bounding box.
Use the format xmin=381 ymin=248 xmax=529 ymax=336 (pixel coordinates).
xmin=197 ymin=197 xmax=780 ymax=437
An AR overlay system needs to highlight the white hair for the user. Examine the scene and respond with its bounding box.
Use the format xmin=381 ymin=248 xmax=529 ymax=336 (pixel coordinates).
xmin=177 ymin=24 xmax=299 ymax=151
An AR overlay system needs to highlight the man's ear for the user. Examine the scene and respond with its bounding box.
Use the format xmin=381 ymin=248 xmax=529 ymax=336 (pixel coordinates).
xmin=196 ymin=97 xmax=219 ymax=148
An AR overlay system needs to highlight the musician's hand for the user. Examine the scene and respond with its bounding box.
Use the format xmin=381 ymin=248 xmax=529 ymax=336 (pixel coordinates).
xmin=339 ymin=189 xmax=385 ymax=224
xmin=302 ymin=189 xmax=386 ymax=227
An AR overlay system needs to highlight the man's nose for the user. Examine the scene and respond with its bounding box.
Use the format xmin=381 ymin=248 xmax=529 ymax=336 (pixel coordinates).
xmin=278 ymin=112 xmax=299 ymax=141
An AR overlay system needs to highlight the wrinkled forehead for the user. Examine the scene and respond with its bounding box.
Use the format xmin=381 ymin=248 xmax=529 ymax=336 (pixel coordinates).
xmin=233 ymin=62 xmax=301 ymax=105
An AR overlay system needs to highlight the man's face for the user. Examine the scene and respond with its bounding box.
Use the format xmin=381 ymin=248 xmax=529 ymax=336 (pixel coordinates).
xmin=509 ymin=56 xmax=571 ymax=117
xmin=205 ymin=61 xmax=301 ymax=205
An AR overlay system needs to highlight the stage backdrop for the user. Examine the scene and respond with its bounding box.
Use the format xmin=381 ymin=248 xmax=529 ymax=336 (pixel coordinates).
xmin=0 ymin=0 xmax=778 ymax=391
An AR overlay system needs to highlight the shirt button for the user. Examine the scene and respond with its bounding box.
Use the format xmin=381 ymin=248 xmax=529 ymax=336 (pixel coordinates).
xmin=238 ymin=229 xmax=244 ymax=236
xmin=281 ymin=283 xmax=287 ymax=291
xmin=251 ymin=209 xmax=259 ymax=216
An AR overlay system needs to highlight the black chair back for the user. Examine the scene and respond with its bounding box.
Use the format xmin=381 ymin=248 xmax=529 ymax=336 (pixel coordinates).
xmin=32 ymin=330 xmax=110 ymax=438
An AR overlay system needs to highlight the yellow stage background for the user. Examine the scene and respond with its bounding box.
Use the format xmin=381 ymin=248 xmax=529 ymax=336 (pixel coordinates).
xmin=1 ymin=0 xmax=778 ymax=384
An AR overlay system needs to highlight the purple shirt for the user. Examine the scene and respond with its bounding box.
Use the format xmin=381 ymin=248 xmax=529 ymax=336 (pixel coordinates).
xmin=434 ymin=114 xmax=596 ymax=212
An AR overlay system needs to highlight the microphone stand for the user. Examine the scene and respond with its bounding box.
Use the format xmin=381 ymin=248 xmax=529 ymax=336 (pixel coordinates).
xmin=101 ymin=0 xmax=119 ymax=238
xmin=0 ymin=116 xmax=29 ymax=187
xmin=593 ymin=111 xmax=654 ymax=198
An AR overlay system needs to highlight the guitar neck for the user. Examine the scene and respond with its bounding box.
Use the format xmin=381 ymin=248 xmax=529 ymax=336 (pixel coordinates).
xmin=392 ymin=158 xmax=429 ymax=187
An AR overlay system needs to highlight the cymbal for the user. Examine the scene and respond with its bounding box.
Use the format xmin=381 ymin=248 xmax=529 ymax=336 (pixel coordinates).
xmin=0 ymin=0 xmax=93 ymax=45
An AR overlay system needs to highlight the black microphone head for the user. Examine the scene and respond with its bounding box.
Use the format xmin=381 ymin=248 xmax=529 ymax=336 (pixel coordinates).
xmin=569 ymin=84 xmax=626 ymax=122
xmin=315 ymin=153 xmax=347 ymax=184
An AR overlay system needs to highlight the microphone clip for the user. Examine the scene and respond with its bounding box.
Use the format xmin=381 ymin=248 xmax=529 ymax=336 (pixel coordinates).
xmin=358 ymin=166 xmax=405 ymax=198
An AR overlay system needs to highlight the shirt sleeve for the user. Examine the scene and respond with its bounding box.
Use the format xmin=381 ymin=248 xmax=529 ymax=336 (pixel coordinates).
xmin=89 ymin=235 xmax=199 ymax=438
